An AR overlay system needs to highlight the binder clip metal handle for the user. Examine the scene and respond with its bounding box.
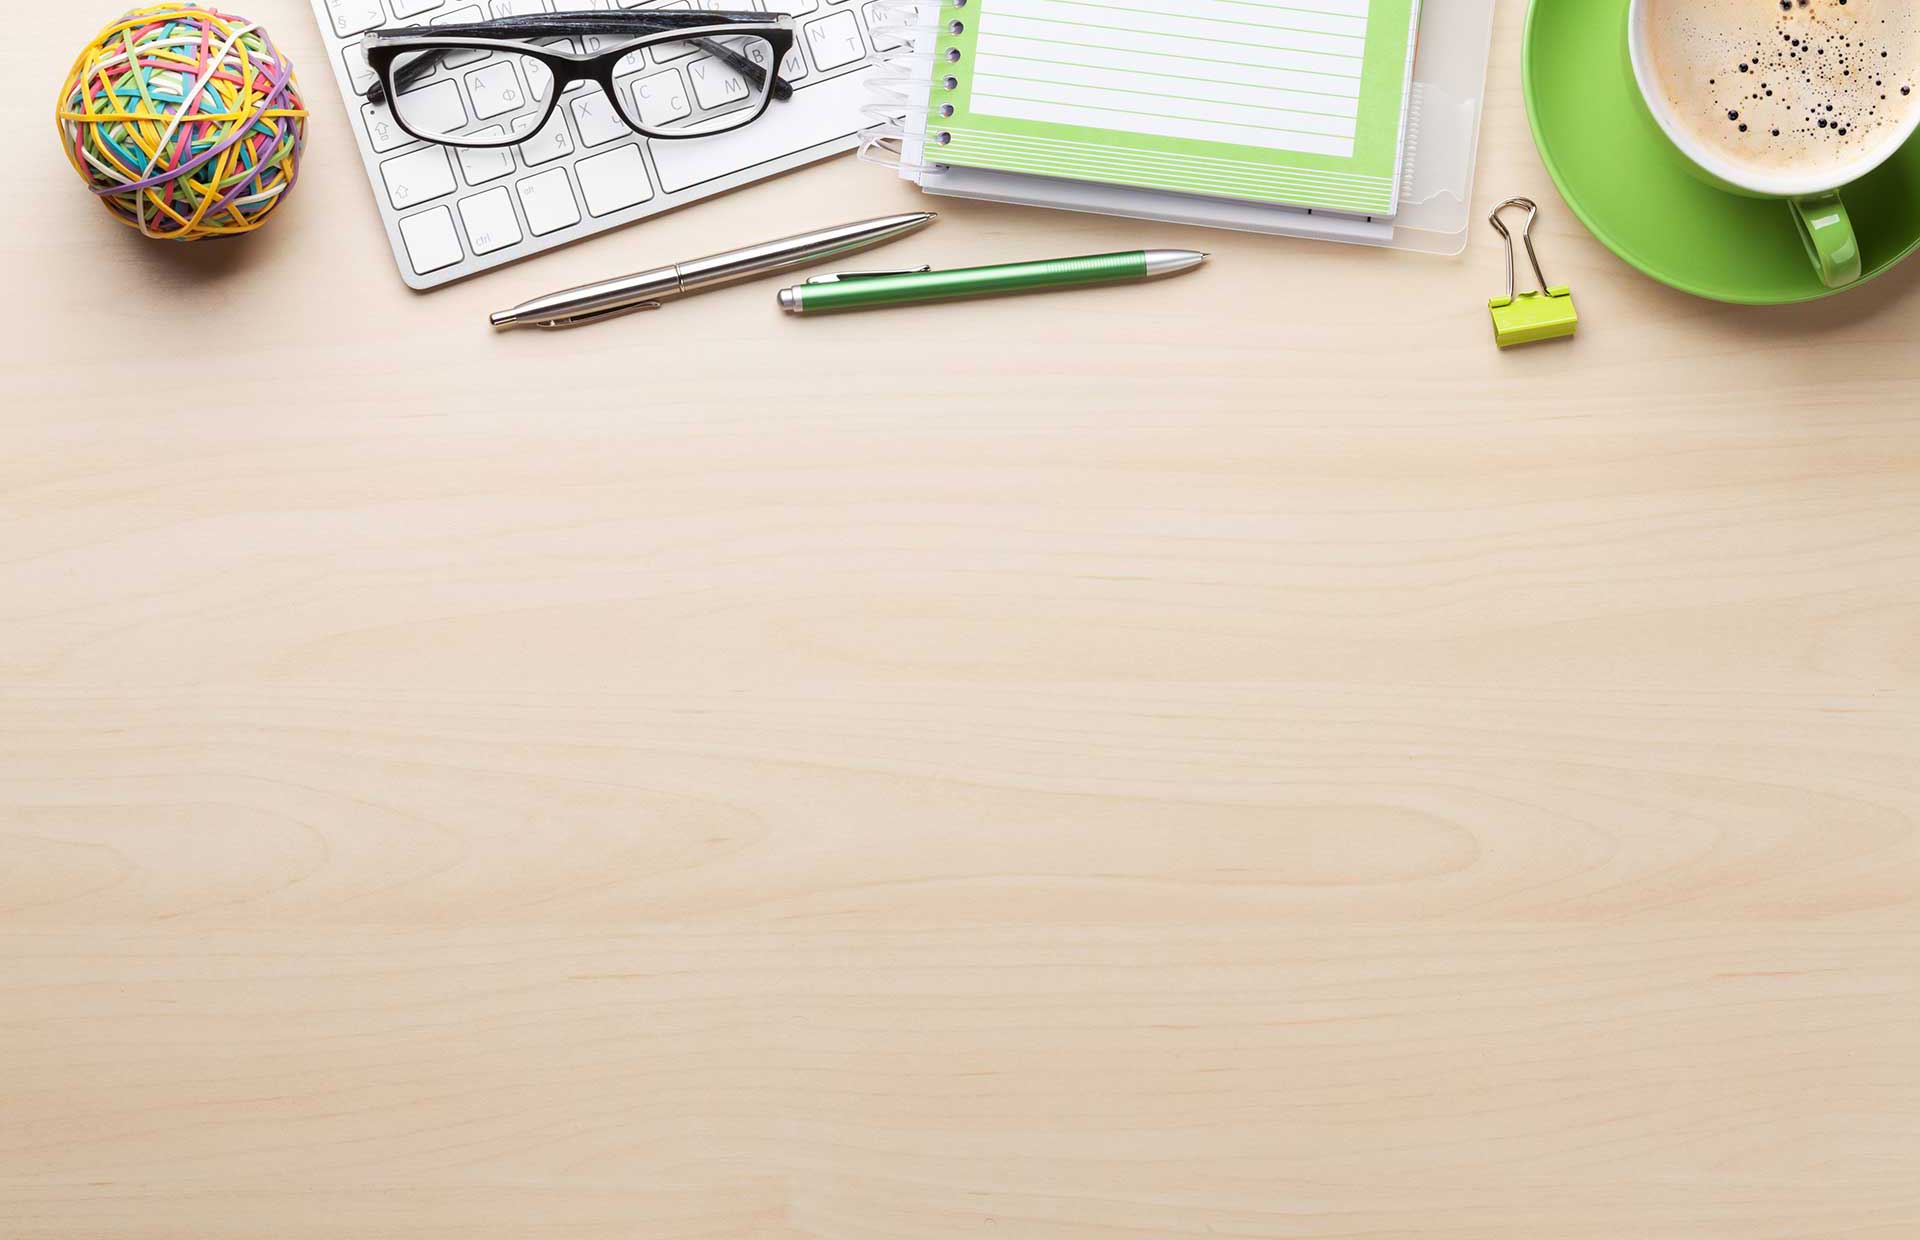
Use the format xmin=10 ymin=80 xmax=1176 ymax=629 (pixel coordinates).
xmin=1488 ymin=198 xmax=1578 ymax=349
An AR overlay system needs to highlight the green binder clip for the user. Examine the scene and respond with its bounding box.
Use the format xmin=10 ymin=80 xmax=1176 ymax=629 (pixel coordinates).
xmin=1488 ymin=197 xmax=1577 ymax=349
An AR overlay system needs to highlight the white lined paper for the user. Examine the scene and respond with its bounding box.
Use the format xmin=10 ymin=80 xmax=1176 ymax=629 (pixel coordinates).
xmin=966 ymin=0 xmax=1373 ymax=159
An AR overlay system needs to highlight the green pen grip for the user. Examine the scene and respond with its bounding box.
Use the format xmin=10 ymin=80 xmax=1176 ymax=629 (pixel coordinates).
xmin=792 ymin=250 xmax=1153 ymax=313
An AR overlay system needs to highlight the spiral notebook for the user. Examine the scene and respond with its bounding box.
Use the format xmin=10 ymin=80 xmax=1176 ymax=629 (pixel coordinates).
xmin=911 ymin=0 xmax=1419 ymax=216
xmin=863 ymin=0 xmax=1495 ymax=254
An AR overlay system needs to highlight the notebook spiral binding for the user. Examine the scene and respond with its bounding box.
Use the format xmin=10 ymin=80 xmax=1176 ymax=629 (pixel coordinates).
xmin=858 ymin=0 xmax=946 ymax=170
xmin=1398 ymin=86 xmax=1426 ymax=201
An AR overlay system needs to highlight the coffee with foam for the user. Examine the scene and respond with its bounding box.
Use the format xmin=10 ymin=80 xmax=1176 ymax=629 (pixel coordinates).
xmin=1642 ymin=0 xmax=1920 ymax=179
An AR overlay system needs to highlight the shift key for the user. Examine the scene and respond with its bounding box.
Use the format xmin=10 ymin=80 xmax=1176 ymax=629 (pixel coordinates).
xmin=649 ymin=66 xmax=872 ymax=194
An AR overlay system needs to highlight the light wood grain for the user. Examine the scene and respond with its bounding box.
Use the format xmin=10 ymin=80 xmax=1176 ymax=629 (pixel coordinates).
xmin=4 ymin=1 xmax=1918 ymax=1236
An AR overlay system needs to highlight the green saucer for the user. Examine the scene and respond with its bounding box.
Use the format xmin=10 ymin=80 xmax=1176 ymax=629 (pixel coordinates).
xmin=1523 ymin=0 xmax=1920 ymax=304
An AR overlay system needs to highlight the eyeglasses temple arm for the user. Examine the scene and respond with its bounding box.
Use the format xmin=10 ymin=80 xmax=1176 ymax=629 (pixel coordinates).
xmin=693 ymin=36 xmax=795 ymax=102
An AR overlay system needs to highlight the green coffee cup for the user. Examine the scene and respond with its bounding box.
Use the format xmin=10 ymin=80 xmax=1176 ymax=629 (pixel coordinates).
xmin=1625 ymin=0 xmax=1920 ymax=289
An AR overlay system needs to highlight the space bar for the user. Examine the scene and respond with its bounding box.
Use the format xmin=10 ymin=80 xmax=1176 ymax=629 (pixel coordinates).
xmin=651 ymin=67 xmax=875 ymax=195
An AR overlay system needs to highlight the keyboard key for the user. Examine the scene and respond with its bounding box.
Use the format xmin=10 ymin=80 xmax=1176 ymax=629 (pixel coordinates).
xmin=687 ymin=56 xmax=752 ymax=111
xmin=361 ymin=100 xmax=410 ymax=152
xmin=380 ymin=146 xmax=458 ymax=208
xmin=576 ymin=22 xmax=623 ymax=54
xmin=325 ymin=0 xmax=384 ymax=37
xmin=466 ymin=60 xmax=528 ymax=120
xmin=393 ymin=0 xmax=447 ymax=16
xmin=779 ymin=42 xmax=811 ymax=83
xmin=457 ymin=130 xmax=516 ymax=184
xmin=341 ymin=42 xmax=377 ymax=97
xmin=458 ymin=186 xmax=524 ymax=254
xmin=398 ymin=207 xmax=464 ymax=274
xmin=738 ymin=32 xmax=794 ymax=81
xmin=650 ymin=65 xmax=870 ymax=193
xmin=625 ymin=69 xmax=691 ymax=129
xmin=575 ymin=145 xmax=655 ymax=216
xmin=522 ymin=58 xmax=555 ymax=101
xmin=569 ymin=91 xmax=630 ymax=147
xmin=516 ymin=167 xmax=581 ymax=235
xmin=804 ymin=10 xmax=865 ymax=71
xmin=395 ymin=79 xmax=467 ymax=137
xmin=863 ymin=1 xmax=905 ymax=51
xmin=512 ymin=111 xmax=576 ymax=165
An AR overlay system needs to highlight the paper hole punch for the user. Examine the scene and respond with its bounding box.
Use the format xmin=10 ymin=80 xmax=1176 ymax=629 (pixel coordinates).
xmin=1488 ymin=198 xmax=1578 ymax=348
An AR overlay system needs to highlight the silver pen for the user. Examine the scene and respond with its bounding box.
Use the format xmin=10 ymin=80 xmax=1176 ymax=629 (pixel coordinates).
xmin=489 ymin=211 xmax=937 ymax=330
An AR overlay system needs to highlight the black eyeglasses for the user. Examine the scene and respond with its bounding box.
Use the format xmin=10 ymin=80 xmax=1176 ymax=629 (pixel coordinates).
xmin=361 ymin=10 xmax=798 ymax=149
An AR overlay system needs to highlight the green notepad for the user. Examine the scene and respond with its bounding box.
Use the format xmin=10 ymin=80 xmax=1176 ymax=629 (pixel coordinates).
xmin=926 ymin=0 xmax=1422 ymax=217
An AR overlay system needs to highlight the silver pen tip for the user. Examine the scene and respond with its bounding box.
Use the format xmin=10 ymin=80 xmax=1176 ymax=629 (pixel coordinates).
xmin=777 ymin=288 xmax=800 ymax=313
xmin=1142 ymin=249 xmax=1210 ymax=277
xmin=489 ymin=309 xmax=518 ymax=329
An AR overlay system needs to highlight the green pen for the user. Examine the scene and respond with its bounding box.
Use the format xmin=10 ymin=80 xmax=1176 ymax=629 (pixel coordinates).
xmin=776 ymin=249 xmax=1208 ymax=315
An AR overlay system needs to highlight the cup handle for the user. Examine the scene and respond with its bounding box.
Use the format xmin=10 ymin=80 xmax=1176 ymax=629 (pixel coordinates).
xmin=1790 ymin=192 xmax=1862 ymax=289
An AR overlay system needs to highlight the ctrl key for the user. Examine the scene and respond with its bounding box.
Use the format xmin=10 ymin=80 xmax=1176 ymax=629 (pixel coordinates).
xmin=398 ymin=207 xmax=464 ymax=276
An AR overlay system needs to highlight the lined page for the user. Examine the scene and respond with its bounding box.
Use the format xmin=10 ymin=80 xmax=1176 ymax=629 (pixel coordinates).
xmin=928 ymin=0 xmax=1420 ymax=215
xmin=966 ymin=0 xmax=1372 ymax=160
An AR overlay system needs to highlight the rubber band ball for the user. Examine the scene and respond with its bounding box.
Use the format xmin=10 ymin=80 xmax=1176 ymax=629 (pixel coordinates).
xmin=56 ymin=5 xmax=308 ymax=241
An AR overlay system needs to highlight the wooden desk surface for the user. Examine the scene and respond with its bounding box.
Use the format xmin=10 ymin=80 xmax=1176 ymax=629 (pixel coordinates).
xmin=5 ymin=3 xmax=1918 ymax=1236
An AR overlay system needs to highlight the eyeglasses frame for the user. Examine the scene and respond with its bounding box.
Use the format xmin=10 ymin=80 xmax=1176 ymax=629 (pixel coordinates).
xmin=362 ymin=10 xmax=799 ymax=149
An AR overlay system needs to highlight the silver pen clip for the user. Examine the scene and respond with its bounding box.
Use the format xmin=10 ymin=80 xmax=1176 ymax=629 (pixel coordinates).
xmin=804 ymin=266 xmax=932 ymax=285
xmin=535 ymin=301 xmax=666 ymax=330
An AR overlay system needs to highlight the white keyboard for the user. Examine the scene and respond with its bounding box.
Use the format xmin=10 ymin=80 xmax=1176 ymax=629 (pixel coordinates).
xmin=309 ymin=0 xmax=890 ymax=289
